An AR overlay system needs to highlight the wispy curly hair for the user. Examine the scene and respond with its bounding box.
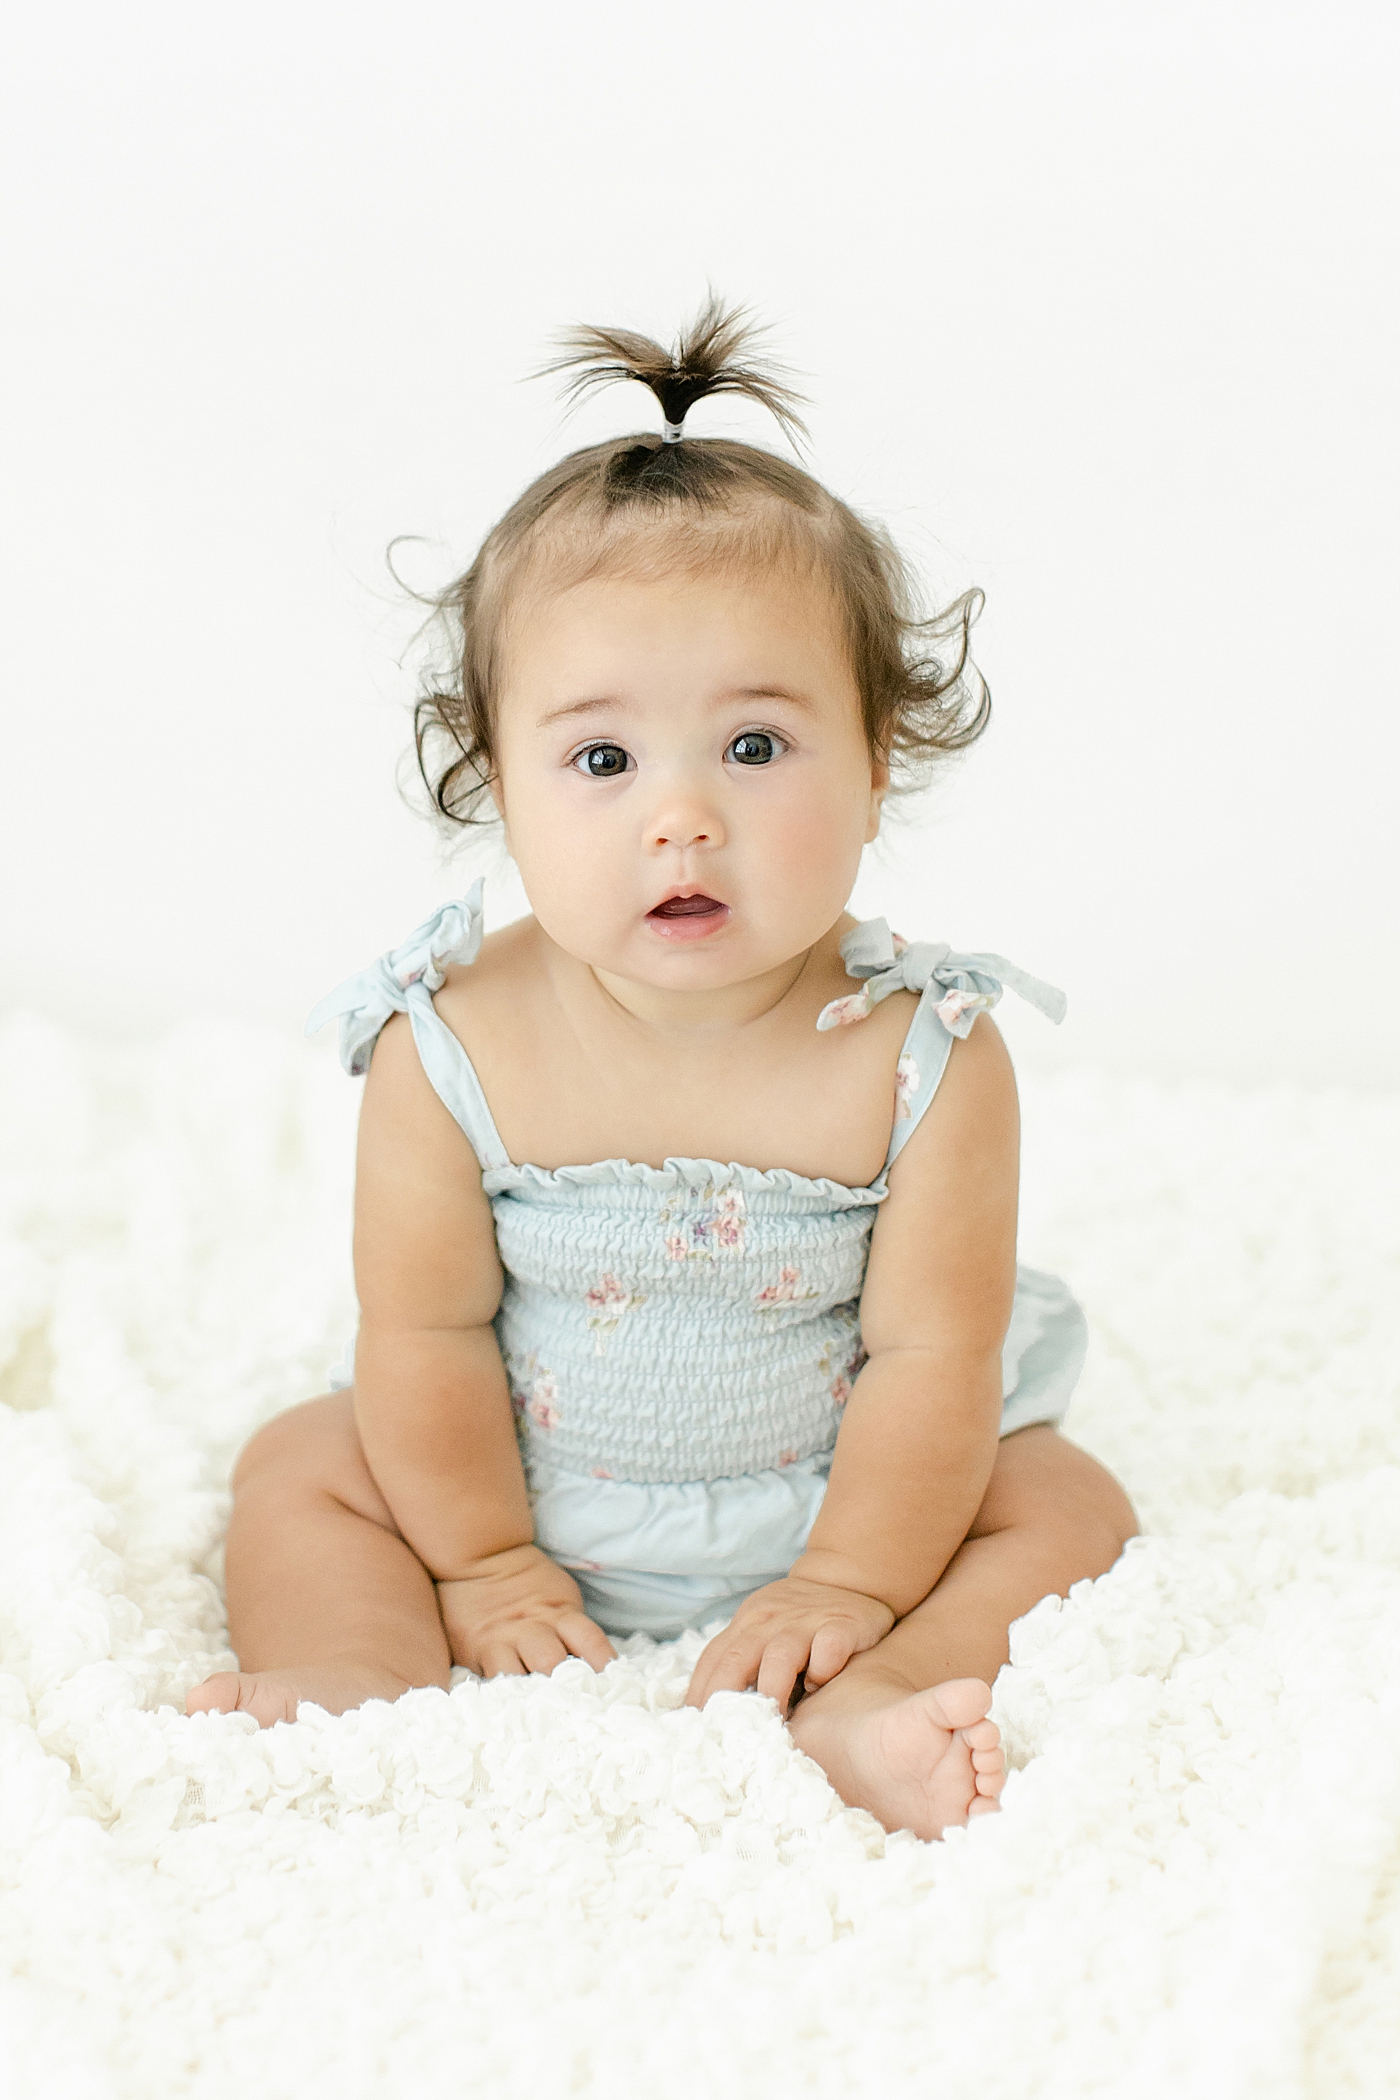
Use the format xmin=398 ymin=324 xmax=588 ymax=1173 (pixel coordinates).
xmin=414 ymin=294 xmax=990 ymax=827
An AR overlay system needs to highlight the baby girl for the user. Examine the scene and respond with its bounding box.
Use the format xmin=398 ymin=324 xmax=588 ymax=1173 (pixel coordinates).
xmin=188 ymin=299 xmax=1137 ymax=1841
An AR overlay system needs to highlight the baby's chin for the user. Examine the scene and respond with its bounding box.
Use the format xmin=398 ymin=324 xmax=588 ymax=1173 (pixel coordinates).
xmin=555 ymin=917 xmax=836 ymax=1006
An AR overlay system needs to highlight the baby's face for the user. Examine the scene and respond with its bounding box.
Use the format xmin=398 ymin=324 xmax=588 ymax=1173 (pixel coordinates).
xmin=492 ymin=561 xmax=885 ymax=994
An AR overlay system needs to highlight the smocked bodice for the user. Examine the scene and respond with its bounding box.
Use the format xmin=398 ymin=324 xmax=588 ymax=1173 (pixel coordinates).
xmin=484 ymin=1158 xmax=878 ymax=1483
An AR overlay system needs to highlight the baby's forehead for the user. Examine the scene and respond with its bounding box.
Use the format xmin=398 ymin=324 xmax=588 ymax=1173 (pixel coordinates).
xmin=508 ymin=491 xmax=836 ymax=604
xmin=500 ymin=541 xmax=852 ymax=695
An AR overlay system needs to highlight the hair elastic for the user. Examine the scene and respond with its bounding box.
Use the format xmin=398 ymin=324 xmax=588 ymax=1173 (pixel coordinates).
xmin=661 ymin=420 xmax=686 ymax=445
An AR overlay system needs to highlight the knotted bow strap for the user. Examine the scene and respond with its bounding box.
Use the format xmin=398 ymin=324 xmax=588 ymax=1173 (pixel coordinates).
xmin=816 ymin=917 xmax=1066 ymax=1037
xmin=305 ymin=881 xmax=486 ymax=1074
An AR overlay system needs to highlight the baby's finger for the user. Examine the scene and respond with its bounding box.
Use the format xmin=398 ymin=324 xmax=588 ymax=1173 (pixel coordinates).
xmin=685 ymin=1630 xmax=762 ymax=1707
xmin=478 ymin=1640 xmax=530 ymax=1679
xmin=560 ymin=1613 xmax=617 ymax=1671
xmin=515 ymin=1624 xmax=569 ymax=1676
xmin=803 ymin=1623 xmax=860 ymax=1688
xmin=441 ymin=1628 xmax=477 ymax=1672
xmin=682 ymin=1643 xmax=720 ymax=1709
xmin=755 ymin=1636 xmax=810 ymax=1710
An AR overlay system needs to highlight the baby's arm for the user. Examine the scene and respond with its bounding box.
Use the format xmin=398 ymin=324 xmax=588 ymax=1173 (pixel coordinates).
xmin=687 ymin=1016 xmax=1017 ymax=1708
xmin=795 ymin=1013 xmax=1017 ymax=1609
xmin=353 ymin=1012 xmax=614 ymax=1674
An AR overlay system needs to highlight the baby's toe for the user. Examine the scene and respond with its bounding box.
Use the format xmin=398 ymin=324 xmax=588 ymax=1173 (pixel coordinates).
xmin=963 ymin=1718 xmax=1001 ymax=1753
xmin=186 ymin=1671 xmax=299 ymax=1727
xmin=967 ymin=1795 xmax=1001 ymax=1818
xmin=973 ymin=1744 xmax=1006 ymax=1796
xmin=929 ymin=1678 xmax=994 ymax=1732
xmin=241 ymin=1677 xmax=303 ymax=1726
xmin=186 ymin=1672 xmax=244 ymax=1717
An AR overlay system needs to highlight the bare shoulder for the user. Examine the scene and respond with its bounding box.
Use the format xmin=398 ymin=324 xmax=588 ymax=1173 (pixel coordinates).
xmin=355 ymin=1017 xmax=502 ymax=1327
xmin=862 ymin=1013 xmax=1019 ymax=1350
xmin=358 ymin=1009 xmax=476 ymax=1172
xmin=887 ymin=1012 xmax=1020 ymax=1189
xmin=936 ymin=1008 xmax=1018 ymax=1111
xmin=432 ymin=914 xmax=546 ymax=1053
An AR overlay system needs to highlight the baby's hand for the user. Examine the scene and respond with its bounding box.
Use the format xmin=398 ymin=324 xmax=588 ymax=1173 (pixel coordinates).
xmin=684 ymin=1576 xmax=895 ymax=1713
xmin=437 ymin=1543 xmax=616 ymax=1678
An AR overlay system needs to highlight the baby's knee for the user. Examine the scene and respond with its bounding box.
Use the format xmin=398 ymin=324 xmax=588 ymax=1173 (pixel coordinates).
xmin=977 ymin=1426 xmax=1138 ymax=1570
xmin=1056 ymin=1457 xmax=1138 ymax=1585
xmin=232 ymin=1392 xmax=363 ymax=1497
xmin=1096 ymin=1465 xmax=1140 ymax=1555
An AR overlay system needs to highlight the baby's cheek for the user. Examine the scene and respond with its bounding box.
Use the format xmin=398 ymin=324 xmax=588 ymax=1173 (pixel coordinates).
xmin=526 ymin=848 xmax=662 ymax=982
xmin=758 ymin=791 xmax=866 ymax=920
xmin=507 ymin=800 xmax=619 ymax=933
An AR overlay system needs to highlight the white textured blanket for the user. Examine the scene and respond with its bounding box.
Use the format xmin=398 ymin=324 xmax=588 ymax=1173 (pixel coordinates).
xmin=0 ymin=1015 xmax=1397 ymax=2098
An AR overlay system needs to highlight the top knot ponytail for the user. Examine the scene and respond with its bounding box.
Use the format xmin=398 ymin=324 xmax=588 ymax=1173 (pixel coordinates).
xmin=539 ymin=292 xmax=809 ymax=450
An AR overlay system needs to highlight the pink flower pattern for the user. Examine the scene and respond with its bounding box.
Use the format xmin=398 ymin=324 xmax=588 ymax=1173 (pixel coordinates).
xmin=818 ymin=1329 xmax=866 ymax=1410
xmin=815 ymin=934 xmax=910 ymax=1029
xmin=894 ymin=1052 xmax=920 ymax=1119
xmin=526 ymin=1371 xmax=561 ymax=1433
xmin=660 ymin=1184 xmax=747 ymax=1260
xmin=583 ymin=1272 xmax=646 ymax=1355
xmin=754 ymin=1264 xmax=821 ymax=1311
xmin=934 ymin=986 xmax=995 ymax=1034
xmin=817 ymin=988 xmax=873 ymax=1029
xmin=507 ymin=1351 xmax=562 ymax=1435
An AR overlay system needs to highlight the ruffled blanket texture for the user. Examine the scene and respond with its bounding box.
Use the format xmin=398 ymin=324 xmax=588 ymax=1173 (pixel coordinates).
xmin=0 ymin=1013 xmax=1397 ymax=2099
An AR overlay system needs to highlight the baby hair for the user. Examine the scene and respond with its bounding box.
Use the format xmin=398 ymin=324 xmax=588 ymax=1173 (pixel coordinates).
xmin=414 ymin=294 xmax=991 ymax=827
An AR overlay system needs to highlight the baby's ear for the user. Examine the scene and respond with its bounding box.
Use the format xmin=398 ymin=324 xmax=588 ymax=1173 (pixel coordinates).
xmin=865 ymin=756 xmax=890 ymax=841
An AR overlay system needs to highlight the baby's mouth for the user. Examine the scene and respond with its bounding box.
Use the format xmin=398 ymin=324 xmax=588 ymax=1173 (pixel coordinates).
xmin=649 ymin=893 xmax=725 ymax=919
xmin=646 ymin=891 xmax=730 ymax=937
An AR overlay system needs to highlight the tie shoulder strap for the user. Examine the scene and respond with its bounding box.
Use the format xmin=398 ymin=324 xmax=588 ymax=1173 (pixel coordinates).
xmin=817 ymin=918 xmax=1067 ymax=1177
xmin=817 ymin=918 xmax=1066 ymax=1037
xmin=305 ymin=881 xmax=486 ymax=1074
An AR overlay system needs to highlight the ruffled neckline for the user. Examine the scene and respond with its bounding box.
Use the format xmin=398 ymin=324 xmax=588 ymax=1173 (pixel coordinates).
xmin=482 ymin=1154 xmax=889 ymax=1206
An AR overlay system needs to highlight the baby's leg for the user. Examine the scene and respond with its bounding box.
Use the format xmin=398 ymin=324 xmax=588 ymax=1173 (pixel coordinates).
xmin=187 ymin=1393 xmax=451 ymax=1726
xmin=788 ymin=1427 xmax=1137 ymax=1839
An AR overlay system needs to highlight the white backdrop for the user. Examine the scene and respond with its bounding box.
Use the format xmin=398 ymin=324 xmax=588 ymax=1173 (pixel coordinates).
xmin=2 ymin=0 xmax=1396 ymax=1084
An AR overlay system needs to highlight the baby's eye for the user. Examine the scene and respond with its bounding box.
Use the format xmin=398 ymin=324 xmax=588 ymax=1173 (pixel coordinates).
xmin=726 ymin=730 xmax=785 ymax=767
xmin=573 ymin=743 xmax=632 ymax=778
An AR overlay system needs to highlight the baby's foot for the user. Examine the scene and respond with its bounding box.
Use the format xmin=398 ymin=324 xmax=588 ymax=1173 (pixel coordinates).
xmin=185 ymin=1660 xmax=417 ymax=1728
xmin=789 ymin=1674 xmax=1005 ymax=1840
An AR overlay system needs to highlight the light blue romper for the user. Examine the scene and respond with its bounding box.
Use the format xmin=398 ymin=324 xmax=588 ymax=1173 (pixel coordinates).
xmin=308 ymin=883 xmax=1086 ymax=1640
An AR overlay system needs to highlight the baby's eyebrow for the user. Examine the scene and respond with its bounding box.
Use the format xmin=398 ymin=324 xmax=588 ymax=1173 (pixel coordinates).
xmin=724 ymin=684 xmax=818 ymax=712
xmin=536 ymin=684 xmax=818 ymax=730
xmin=536 ymin=695 xmax=626 ymax=729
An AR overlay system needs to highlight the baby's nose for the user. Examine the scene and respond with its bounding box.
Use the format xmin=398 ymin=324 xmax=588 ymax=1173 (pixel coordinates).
xmin=652 ymin=817 xmax=714 ymax=848
xmin=649 ymin=790 xmax=725 ymax=851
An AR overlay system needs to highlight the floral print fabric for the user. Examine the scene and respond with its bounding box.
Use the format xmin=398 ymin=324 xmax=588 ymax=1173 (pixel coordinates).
xmin=660 ymin=1184 xmax=747 ymax=1262
xmin=583 ymin=1274 xmax=647 ymax=1355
